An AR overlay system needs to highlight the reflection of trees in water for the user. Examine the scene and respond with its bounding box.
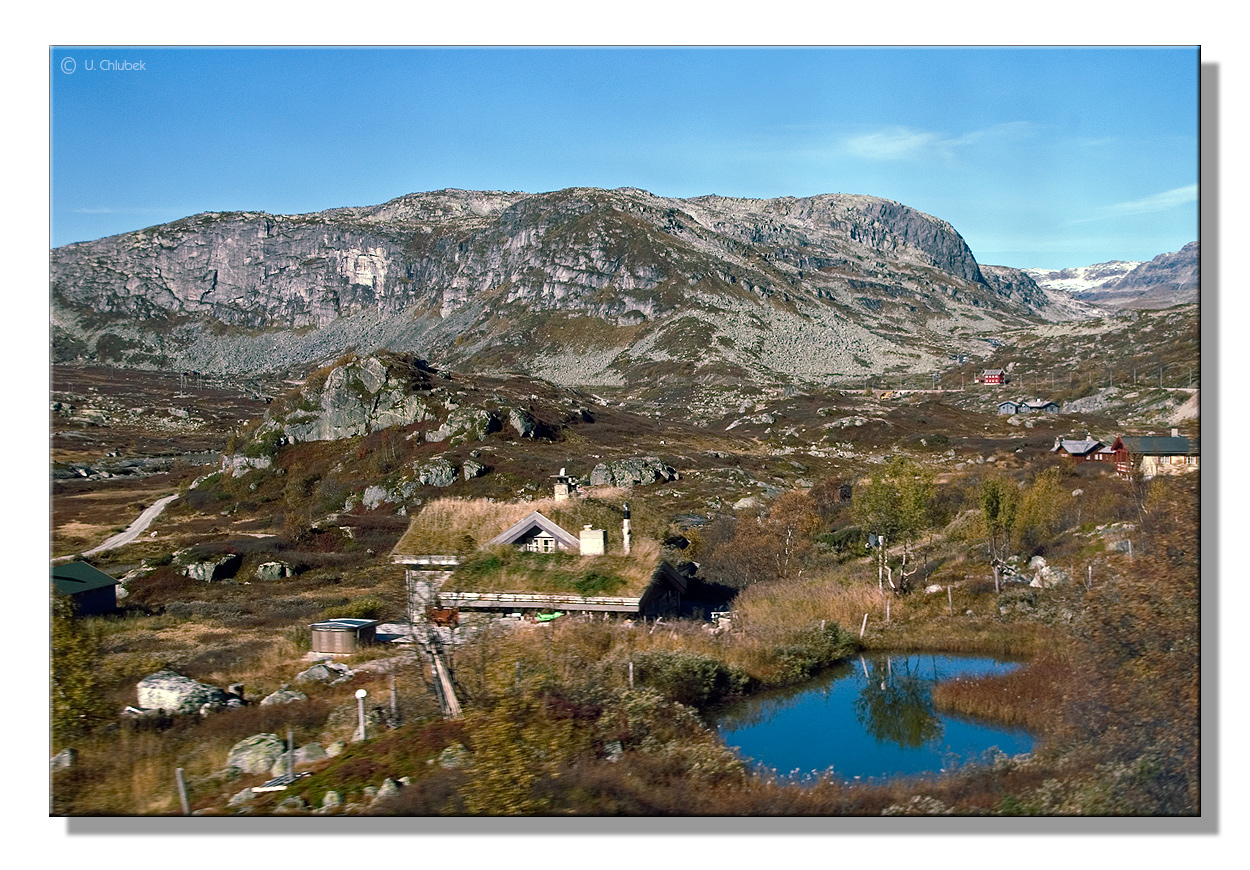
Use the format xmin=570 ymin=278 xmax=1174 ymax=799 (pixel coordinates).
xmin=715 ymin=662 xmax=853 ymax=731
xmin=853 ymin=656 xmax=943 ymax=749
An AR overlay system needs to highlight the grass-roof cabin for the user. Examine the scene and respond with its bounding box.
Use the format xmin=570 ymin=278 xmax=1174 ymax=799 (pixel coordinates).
xmin=52 ymin=562 xmax=120 ymax=616
xmin=390 ymin=496 xmax=687 ymax=617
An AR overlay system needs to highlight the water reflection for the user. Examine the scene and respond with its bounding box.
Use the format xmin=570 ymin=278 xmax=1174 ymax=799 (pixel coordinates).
xmin=853 ymin=656 xmax=942 ymax=749
xmin=714 ymin=653 xmax=1033 ymax=782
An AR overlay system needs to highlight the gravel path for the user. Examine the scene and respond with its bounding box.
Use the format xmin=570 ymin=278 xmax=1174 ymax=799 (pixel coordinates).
xmin=82 ymin=493 xmax=179 ymax=556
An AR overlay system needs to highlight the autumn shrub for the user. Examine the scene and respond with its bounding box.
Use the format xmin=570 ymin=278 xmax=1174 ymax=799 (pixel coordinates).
xmin=631 ymin=649 xmax=753 ymax=708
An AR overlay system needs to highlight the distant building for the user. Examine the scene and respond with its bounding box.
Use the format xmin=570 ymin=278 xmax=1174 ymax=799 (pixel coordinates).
xmin=997 ymin=400 xmax=1020 ymax=415
xmin=978 ymin=369 xmax=1007 ymax=385
xmin=1018 ymin=399 xmax=1060 ymax=414
xmin=52 ymin=562 xmax=120 ymax=615
xmin=1052 ymin=436 xmax=1106 ymax=461
xmin=1111 ymin=430 xmax=1198 ymax=478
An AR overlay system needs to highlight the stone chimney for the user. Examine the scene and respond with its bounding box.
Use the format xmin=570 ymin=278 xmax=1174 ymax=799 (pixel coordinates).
xmin=1171 ymin=428 xmax=1180 ymax=438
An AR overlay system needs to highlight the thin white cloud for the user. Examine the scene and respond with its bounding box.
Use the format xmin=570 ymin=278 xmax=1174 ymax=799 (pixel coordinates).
xmin=1067 ymin=184 xmax=1198 ymax=225
xmin=840 ymin=122 xmax=1034 ymax=162
xmin=1103 ymin=184 xmax=1198 ymax=217
xmin=843 ymin=127 xmax=945 ymax=160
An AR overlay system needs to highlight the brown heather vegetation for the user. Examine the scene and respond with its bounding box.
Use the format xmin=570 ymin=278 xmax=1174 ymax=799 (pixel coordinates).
xmin=49 ymin=355 xmax=1200 ymax=817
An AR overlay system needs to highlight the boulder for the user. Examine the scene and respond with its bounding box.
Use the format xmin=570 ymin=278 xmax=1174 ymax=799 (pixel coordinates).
xmin=259 ymin=687 xmax=308 ymax=706
xmin=179 ymin=552 xmax=241 ymax=582
xmin=462 ymin=459 xmax=487 ymax=480
xmin=1030 ymin=566 xmax=1072 ymax=589
xmin=425 ymin=408 xmax=500 ymax=444
xmin=254 ymin=561 xmax=294 ymax=581
xmin=416 ymin=457 xmax=459 ymax=487
xmin=437 ymin=742 xmax=472 ymax=769
xmin=361 ymin=485 xmax=391 ymax=509
xmin=507 ymin=408 xmax=537 ymax=438
xmin=376 ymin=777 xmax=402 ymax=799
xmin=136 ymin=670 xmax=230 ymax=715
xmin=325 ymin=740 xmax=347 ymax=757
xmin=295 ymin=661 xmax=354 ymax=686
xmin=274 ymin=796 xmax=307 ymax=814
xmin=225 ymin=733 xmax=286 ymax=774
xmin=321 ymin=791 xmax=342 ymax=810
xmin=227 ymin=788 xmax=255 ymax=807
xmin=588 ymin=456 xmax=677 ymax=488
xmin=269 ymin=742 xmax=328 ymax=775
xmin=50 ymin=748 xmax=76 ymax=771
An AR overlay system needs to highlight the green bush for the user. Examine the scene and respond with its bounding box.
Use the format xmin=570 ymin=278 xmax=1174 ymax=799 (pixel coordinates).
xmin=632 ymin=650 xmax=753 ymax=708
xmin=772 ymin=623 xmax=861 ymax=684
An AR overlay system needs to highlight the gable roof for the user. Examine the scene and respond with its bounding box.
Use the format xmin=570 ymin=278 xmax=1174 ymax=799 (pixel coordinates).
xmin=981 ymin=369 xmax=1006 ymax=376
xmin=486 ymin=511 xmax=581 ymax=550
xmin=1053 ymin=438 xmax=1103 ymax=455
xmin=52 ymin=562 xmax=120 ymax=596
xmin=1115 ymin=435 xmax=1191 ymax=456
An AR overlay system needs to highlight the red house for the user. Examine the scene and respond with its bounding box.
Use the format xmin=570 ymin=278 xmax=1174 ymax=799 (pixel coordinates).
xmin=977 ymin=368 xmax=1007 ymax=385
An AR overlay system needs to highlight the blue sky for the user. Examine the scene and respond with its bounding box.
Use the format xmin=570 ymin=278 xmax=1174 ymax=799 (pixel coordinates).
xmin=49 ymin=46 xmax=1198 ymax=269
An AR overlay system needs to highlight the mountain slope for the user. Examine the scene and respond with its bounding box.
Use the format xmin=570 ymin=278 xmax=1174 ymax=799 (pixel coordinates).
xmin=51 ymin=187 xmax=1069 ymax=388
xmin=1025 ymin=242 xmax=1198 ymax=310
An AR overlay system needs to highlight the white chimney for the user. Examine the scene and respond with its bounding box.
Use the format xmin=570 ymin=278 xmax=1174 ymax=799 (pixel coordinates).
xmin=1171 ymin=428 xmax=1179 ymax=438
xmin=622 ymin=502 xmax=631 ymax=555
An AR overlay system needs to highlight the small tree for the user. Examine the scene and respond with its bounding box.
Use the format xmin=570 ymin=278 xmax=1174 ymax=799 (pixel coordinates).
xmin=51 ymin=595 xmax=110 ymax=744
xmin=979 ymin=473 xmax=1019 ymax=593
xmin=853 ymin=457 xmax=935 ymax=591
xmin=1013 ymin=467 xmax=1066 ymax=553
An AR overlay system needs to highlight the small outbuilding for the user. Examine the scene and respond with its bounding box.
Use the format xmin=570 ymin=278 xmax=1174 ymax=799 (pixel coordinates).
xmin=52 ymin=562 xmax=120 ymax=616
xmin=309 ymin=619 xmax=379 ymax=654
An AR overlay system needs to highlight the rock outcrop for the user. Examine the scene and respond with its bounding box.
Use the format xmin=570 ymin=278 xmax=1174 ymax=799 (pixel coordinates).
xmin=136 ymin=670 xmax=231 ymax=715
xmin=225 ymin=733 xmax=286 ymax=775
xmin=587 ymin=456 xmax=678 ymax=487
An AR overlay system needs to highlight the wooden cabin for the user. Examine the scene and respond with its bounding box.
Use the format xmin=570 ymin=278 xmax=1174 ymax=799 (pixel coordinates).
xmin=1111 ymin=431 xmax=1198 ymax=478
xmin=391 ymin=497 xmax=687 ymax=619
xmin=52 ymin=562 xmax=120 ymax=616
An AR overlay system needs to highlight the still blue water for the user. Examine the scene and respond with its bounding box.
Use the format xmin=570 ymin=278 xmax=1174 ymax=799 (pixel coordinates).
xmin=714 ymin=653 xmax=1035 ymax=782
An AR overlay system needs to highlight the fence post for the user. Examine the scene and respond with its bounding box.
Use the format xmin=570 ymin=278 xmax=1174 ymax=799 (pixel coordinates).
xmin=860 ymin=612 xmax=869 ymax=638
xmin=175 ymin=767 xmax=190 ymax=816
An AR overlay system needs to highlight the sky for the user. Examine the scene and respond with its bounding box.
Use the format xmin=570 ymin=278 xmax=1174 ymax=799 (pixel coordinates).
xmin=48 ymin=46 xmax=1198 ymax=270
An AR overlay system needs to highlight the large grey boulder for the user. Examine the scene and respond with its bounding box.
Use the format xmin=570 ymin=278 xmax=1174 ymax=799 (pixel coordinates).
xmin=294 ymin=661 xmax=354 ymax=686
xmin=254 ymin=561 xmax=294 ymax=581
xmin=462 ymin=458 xmax=487 ymax=480
xmin=259 ymin=687 xmax=308 ymax=706
xmin=272 ymin=356 xmax=433 ymax=444
xmin=136 ymin=670 xmax=230 ymax=715
xmin=225 ymin=733 xmax=286 ymax=774
xmin=416 ymin=457 xmax=459 ymax=487
xmin=1030 ymin=566 xmax=1072 ymax=589
xmin=507 ymin=408 xmax=537 ymax=438
xmin=587 ymin=456 xmax=678 ymax=488
xmin=178 ymin=552 xmax=241 ymax=582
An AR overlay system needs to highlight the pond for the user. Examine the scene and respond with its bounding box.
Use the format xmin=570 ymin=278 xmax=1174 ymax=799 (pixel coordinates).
xmin=714 ymin=653 xmax=1035 ymax=782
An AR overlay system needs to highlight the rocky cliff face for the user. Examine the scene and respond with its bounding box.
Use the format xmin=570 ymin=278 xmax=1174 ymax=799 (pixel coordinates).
xmin=51 ymin=187 xmax=1071 ymax=386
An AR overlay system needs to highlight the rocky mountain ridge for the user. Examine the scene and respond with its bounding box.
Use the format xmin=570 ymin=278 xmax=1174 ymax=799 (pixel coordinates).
xmin=53 ymin=187 xmax=1072 ymax=389
xmin=1025 ymin=242 xmax=1198 ymax=310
